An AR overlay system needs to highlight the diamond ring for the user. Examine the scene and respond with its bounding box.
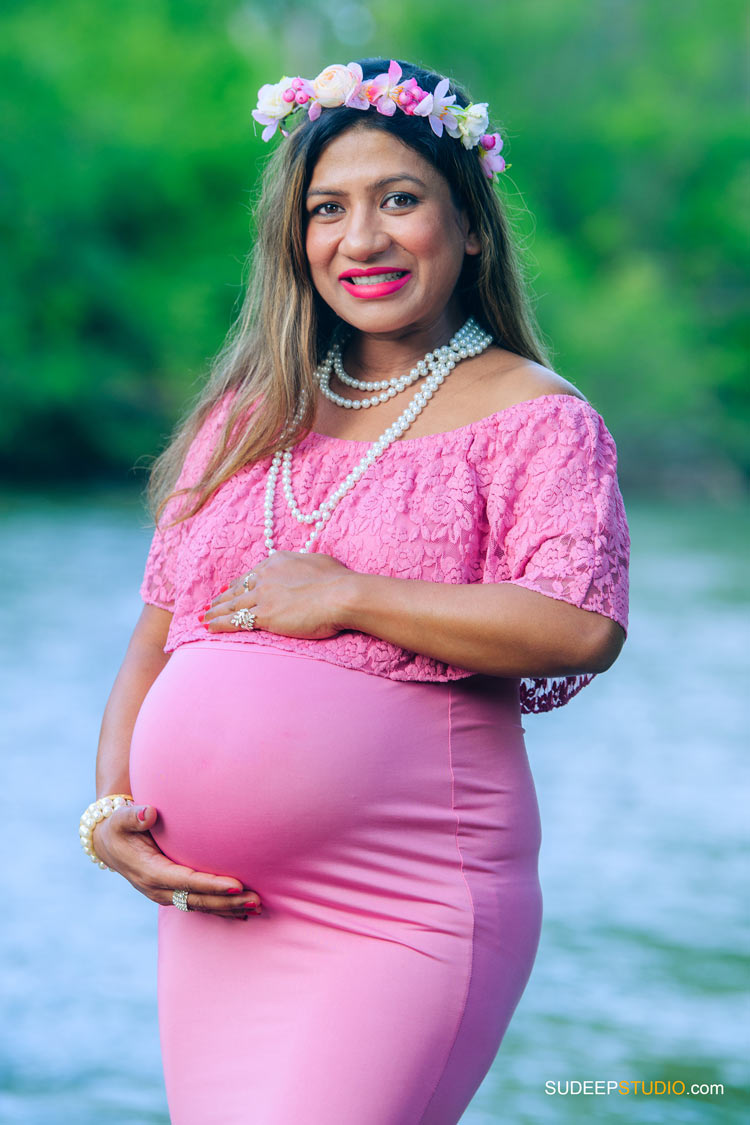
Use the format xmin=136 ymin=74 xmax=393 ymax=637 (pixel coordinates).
xmin=172 ymin=888 xmax=190 ymax=912
xmin=230 ymin=608 xmax=256 ymax=630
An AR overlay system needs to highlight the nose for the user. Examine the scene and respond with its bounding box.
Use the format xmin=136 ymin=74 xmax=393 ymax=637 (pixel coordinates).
xmin=338 ymin=204 xmax=392 ymax=261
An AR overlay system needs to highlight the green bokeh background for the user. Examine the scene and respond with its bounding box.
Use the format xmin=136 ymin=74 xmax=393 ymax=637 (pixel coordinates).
xmin=1 ymin=0 xmax=747 ymax=494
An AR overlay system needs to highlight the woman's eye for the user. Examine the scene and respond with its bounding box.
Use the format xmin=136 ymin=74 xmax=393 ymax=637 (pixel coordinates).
xmin=384 ymin=192 xmax=417 ymax=209
xmin=312 ymin=202 xmax=342 ymax=216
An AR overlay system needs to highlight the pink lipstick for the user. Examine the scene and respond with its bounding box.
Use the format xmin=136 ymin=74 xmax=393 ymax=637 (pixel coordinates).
xmin=339 ymin=267 xmax=412 ymax=300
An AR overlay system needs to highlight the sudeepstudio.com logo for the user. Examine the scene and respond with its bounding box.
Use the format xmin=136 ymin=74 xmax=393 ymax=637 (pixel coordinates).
xmin=545 ymin=1079 xmax=724 ymax=1097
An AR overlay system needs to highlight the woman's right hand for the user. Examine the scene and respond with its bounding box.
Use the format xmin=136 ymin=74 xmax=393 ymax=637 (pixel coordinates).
xmin=92 ymin=804 xmax=262 ymax=921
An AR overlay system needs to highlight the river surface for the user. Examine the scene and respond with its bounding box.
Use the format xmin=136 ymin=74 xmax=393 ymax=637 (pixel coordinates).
xmin=0 ymin=494 xmax=747 ymax=1123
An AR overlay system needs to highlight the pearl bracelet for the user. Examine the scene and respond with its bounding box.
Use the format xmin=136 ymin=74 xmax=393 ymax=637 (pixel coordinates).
xmin=79 ymin=794 xmax=134 ymax=869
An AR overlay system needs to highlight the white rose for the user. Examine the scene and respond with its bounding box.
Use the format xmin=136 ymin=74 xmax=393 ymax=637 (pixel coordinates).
xmin=457 ymin=102 xmax=490 ymax=148
xmin=312 ymin=64 xmax=359 ymax=108
xmin=256 ymin=77 xmax=296 ymax=121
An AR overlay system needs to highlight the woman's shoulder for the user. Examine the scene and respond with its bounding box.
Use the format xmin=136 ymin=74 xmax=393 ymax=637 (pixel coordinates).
xmin=476 ymin=349 xmax=589 ymax=416
xmin=397 ymin=348 xmax=590 ymax=443
xmin=465 ymin=352 xmax=619 ymax=477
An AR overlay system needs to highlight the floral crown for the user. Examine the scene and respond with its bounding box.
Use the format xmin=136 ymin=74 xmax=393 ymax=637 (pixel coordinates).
xmin=252 ymin=60 xmax=507 ymax=181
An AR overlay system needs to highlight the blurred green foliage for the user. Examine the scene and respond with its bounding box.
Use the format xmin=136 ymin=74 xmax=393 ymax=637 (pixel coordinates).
xmin=1 ymin=0 xmax=747 ymax=494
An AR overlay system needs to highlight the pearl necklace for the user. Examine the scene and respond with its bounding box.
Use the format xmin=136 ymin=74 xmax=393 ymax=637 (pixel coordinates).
xmin=317 ymin=318 xmax=486 ymax=409
xmin=262 ymin=318 xmax=493 ymax=555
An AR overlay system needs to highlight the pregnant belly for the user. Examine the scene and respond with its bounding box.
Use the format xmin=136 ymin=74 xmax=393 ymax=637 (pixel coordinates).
xmin=129 ymin=641 xmax=457 ymax=887
xmin=130 ymin=639 xmax=534 ymax=918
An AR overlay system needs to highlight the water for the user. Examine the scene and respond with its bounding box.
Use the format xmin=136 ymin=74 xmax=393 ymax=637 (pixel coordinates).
xmin=1 ymin=494 xmax=747 ymax=1123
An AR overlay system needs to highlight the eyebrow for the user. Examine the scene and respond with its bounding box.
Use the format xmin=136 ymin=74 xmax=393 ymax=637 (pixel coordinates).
xmin=306 ymin=174 xmax=428 ymax=198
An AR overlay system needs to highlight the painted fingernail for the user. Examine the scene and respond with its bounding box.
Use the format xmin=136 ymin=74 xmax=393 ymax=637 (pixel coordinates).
xmin=226 ymin=888 xmax=243 ymax=895
xmin=220 ymin=585 xmax=229 ymax=592
xmin=245 ymin=901 xmax=261 ymax=911
xmin=137 ymin=807 xmax=147 ymax=821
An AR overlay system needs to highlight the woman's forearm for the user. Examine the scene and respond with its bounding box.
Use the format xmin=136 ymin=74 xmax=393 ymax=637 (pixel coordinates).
xmin=96 ymin=605 xmax=173 ymax=797
xmin=335 ymin=573 xmax=624 ymax=678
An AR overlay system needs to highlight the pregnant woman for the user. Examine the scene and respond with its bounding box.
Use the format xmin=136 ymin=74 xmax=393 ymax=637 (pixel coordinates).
xmin=82 ymin=58 xmax=630 ymax=1124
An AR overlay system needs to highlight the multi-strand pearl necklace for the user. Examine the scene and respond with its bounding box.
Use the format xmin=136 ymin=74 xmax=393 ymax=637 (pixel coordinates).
xmin=316 ymin=318 xmax=485 ymax=409
xmin=262 ymin=317 xmax=493 ymax=555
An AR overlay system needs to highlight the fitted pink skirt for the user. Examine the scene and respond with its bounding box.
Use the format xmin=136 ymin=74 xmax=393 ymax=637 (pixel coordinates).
xmin=129 ymin=640 xmax=543 ymax=1125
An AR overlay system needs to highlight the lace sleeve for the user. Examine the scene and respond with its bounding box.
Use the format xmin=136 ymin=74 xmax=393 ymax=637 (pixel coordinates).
xmin=139 ymin=395 xmax=235 ymax=611
xmin=483 ymin=398 xmax=630 ymax=712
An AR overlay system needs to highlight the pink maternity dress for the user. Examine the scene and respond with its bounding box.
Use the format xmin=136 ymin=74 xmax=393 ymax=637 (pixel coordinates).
xmin=129 ymin=391 xmax=630 ymax=1124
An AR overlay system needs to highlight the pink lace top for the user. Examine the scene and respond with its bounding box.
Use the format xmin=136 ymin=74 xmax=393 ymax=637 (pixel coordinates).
xmin=140 ymin=392 xmax=630 ymax=713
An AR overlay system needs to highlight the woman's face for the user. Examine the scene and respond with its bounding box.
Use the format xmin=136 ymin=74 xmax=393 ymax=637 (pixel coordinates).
xmin=304 ymin=125 xmax=480 ymax=339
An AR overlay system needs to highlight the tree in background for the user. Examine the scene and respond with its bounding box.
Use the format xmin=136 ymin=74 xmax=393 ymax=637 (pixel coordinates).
xmin=1 ymin=0 xmax=746 ymax=495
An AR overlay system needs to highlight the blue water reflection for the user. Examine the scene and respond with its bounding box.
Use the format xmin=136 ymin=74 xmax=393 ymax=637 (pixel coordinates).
xmin=1 ymin=496 xmax=746 ymax=1123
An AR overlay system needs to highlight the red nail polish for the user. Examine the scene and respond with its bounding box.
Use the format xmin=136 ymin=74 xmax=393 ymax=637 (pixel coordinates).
xmin=137 ymin=807 xmax=147 ymax=821
xmin=203 ymin=603 xmax=211 ymax=611
xmin=226 ymin=889 xmax=243 ymax=895
xmin=220 ymin=585 xmax=229 ymax=592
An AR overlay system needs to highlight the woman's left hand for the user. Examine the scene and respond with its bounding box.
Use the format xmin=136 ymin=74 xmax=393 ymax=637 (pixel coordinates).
xmin=202 ymin=551 xmax=355 ymax=640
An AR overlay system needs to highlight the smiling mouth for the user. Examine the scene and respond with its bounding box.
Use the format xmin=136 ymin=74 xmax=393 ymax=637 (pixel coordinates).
xmin=343 ymin=270 xmax=409 ymax=286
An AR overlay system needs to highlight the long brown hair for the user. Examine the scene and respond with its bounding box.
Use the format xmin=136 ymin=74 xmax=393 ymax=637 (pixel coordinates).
xmin=147 ymin=57 xmax=551 ymax=525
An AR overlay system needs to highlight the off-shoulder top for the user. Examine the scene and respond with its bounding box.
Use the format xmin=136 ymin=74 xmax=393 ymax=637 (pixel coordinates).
xmin=140 ymin=392 xmax=630 ymax=713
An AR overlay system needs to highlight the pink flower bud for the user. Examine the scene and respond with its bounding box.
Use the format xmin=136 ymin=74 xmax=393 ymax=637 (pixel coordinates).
xmin=282 ymin=88 xmax=296 ymax=103
xmin=295 ymin=92 xmax=309 ymax=105
xmin=479 ymin=134 xmax=496 ymax=150
xmin=398 ymin=90 xmax=413 ymax=106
